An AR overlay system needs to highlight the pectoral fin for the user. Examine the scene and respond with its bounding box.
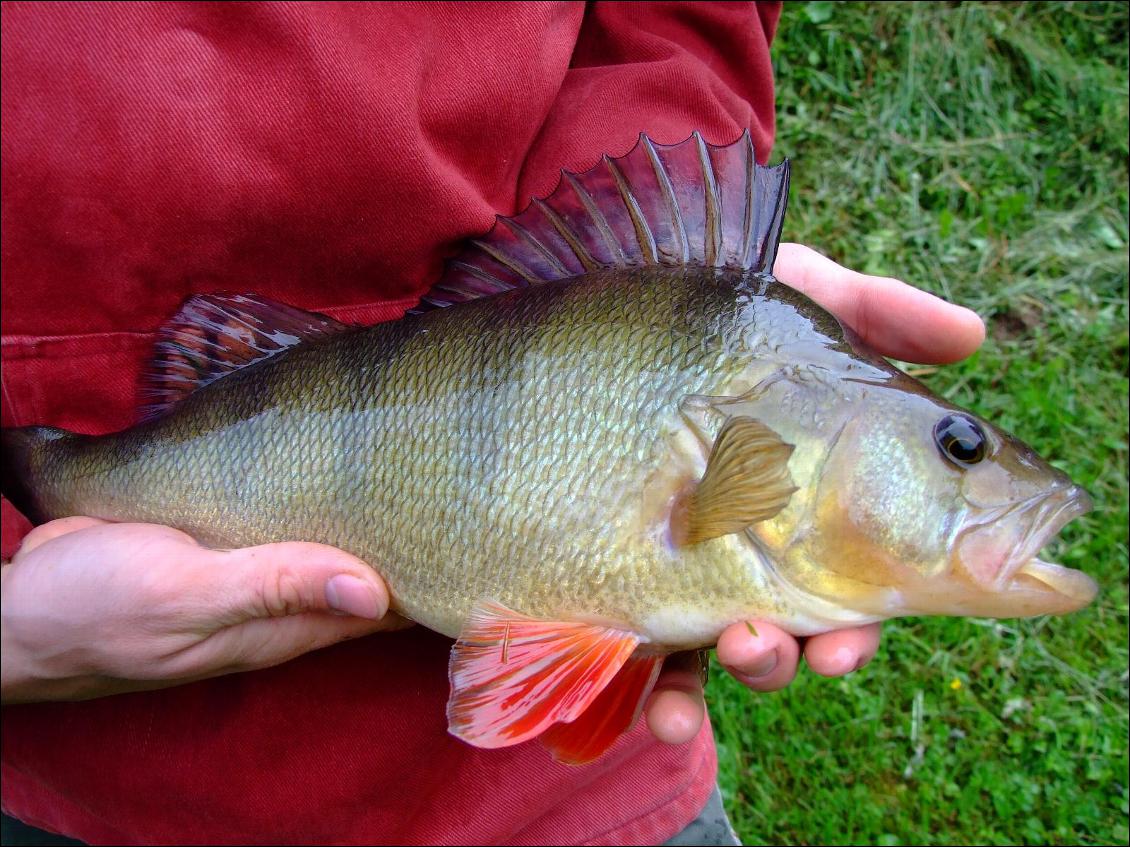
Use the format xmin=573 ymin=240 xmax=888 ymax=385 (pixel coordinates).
xmin=447 ymin=603 xmax=642 ymax=750
xmin=675 ymin=416 xmax=796 ymax=546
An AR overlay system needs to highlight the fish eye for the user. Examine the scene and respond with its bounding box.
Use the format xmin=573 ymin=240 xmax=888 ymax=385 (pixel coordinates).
xmin=934 ymin=414 xmax=988 ymax=467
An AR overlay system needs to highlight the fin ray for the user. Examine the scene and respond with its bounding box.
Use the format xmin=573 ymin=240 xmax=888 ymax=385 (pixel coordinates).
xmin=532 ymin=197 xmax=601 ymax=272
xmin=677 ymin=416 xmax=798 ymax=546
xmin=695 ymin=133 xmax=723 ymax=267
xmin=565 ymin=172 xmax=625 ymax=265
xmin=447 ymin=603 xmax=642 ymax=749
xmin=540 ymin=652 xmax=663 ymax=765
xmin=413 ymin=130 xmax=791 ymax=313
xmin=643 ymin=135 xmax=689 ymax=264
xmin=605 ymin=156 xmax=659 ymax=264
xmin=139 ymin=293 xmax=350 ymax=422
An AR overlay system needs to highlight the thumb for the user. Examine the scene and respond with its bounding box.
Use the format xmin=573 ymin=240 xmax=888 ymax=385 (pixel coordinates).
xmin=210 ymin=542 xmax=391 ymax=624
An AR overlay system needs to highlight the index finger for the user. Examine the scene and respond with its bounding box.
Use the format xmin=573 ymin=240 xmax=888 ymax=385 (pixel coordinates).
xmin=773 ymin=243 xmax=986 ymax=365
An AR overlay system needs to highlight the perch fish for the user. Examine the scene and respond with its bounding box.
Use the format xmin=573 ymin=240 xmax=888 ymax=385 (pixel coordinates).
xmin=2 ymin=131 xmax=1097 ymax=764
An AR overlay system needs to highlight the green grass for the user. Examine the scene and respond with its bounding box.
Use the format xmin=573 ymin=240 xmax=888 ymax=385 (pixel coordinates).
xmin=707 ymin=3 xmax=1129 ymax=844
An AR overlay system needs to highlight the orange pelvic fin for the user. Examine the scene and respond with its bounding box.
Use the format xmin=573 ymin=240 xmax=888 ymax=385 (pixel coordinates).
xmin=446 ymin=602 xmax=641 ymax=750
xmin=539 ymin=651 xmax=664 ymax=765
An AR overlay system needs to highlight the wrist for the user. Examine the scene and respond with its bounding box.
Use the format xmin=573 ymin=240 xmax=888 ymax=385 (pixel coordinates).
xmin=1 ymin=563 xmax=88 ymax=704
xmin=2 ymin=563 xmax=40 ymax=702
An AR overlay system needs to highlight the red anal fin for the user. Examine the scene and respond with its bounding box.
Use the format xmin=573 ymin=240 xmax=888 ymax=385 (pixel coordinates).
xmin=447 ymin=603 xmax=641 ymax=750
xmin=539 ymin=652 xmax=663 ymax=766
xmin=139 ymin=293 xmax=351 ymax=422
xmin=413 ymin=130 xmax=790 ymax=313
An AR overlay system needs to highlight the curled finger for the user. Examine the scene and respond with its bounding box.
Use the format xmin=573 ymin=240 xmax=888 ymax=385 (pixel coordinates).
xmin=645 ymin=650 xmax=707 ymax=745
xmin=803 ymin=623 xmax=882 ymax=677
xmin=716 ymin=620 xmax=800 ymax=692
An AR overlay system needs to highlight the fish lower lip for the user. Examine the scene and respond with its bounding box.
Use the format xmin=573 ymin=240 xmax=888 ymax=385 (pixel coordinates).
xmin=1001 ymin=487 xmax=1092 ymax=584
xmin=1012 ymin=558 xmax=1098 ymax=609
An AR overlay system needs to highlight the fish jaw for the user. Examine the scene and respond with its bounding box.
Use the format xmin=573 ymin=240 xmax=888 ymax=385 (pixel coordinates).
xmin=949 ymin=484 xmax=1097 ymax=616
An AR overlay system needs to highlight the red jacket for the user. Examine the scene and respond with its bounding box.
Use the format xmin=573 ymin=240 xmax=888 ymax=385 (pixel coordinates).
xmin=0 ymin=2 xmax=781 ymax=843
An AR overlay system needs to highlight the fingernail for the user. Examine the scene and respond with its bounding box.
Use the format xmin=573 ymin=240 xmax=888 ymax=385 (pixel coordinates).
xmin=325 ymin=575 xmax=385 ymax=619
xmin=745 ymin=649 xmax=778 ymax=679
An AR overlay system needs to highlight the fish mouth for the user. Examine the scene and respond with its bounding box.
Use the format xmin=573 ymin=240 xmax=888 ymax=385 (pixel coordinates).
xmin=955 ymin=485 xmax=1097 ymax=614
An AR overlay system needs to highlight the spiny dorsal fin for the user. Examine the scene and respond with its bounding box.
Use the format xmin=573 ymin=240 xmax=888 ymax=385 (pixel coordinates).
xmin=674 ymin=416 xmax=797 ymax=546
xmin=414 ymin=130 xmax=790 ymax=311
xmin=139 ymin=293 xmax=351 ymax=422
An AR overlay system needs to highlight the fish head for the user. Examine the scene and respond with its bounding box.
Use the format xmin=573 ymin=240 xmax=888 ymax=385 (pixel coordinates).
xmin=750 ymin=375 xmax=1096 ymax=622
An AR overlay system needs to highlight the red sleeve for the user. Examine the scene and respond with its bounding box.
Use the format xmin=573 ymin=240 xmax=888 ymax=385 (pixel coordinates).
xmin=519 ymin=1 xmax=780 ymax=201
xmin=1 ymin=4 xmax=782 ymax=845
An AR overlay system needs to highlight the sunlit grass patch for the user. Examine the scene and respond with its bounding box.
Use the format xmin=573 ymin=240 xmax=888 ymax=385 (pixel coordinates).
xmin=708 ymin=3 xmax=1129 ymax=844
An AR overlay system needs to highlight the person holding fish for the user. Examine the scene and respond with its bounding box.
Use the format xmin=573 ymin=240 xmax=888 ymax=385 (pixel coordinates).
xmin=2 ymin=3 xmax=1093 ymax=847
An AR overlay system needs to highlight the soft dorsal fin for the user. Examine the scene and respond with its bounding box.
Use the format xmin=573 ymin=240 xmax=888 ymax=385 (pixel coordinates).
xmin=139 ymin=293 xmax=351 ymax=421
xmin=414 ymin=130 xmax=790 ymax=311
xmin=446 ymin=602 xmax=642 ymax=750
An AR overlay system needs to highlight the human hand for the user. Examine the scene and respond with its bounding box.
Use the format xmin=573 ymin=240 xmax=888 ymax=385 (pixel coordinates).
xmin=1 ymin=518 xmax=406 ymax=704
xmin=643 ymin=242 xmax=987 ymax=744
